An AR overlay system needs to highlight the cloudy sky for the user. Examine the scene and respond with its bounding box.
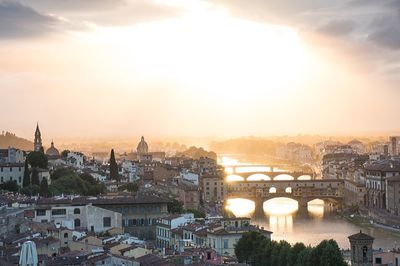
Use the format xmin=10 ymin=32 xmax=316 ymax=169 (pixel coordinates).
xmin=1 ymin=0 xmax=400 ymax=140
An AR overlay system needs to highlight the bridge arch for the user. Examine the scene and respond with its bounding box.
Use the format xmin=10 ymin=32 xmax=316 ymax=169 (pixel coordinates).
xmin=297 ymin=174 xmax=312 ymax=180
xmin=263 ymin=197 xmax=298 ymax=215
xmin=273 ymin=174 xmax=295 ymax=181
xmin=247 ymin=173 xmax=271 ymax=181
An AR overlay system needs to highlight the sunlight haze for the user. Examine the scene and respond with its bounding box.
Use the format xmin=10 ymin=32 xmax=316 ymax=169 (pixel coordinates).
xmin=1 ymin=0 xmax=399 ymax=139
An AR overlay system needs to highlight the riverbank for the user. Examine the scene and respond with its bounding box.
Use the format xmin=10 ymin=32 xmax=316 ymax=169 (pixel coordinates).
xmin=341 ymin=212 xmax=400 ymax=236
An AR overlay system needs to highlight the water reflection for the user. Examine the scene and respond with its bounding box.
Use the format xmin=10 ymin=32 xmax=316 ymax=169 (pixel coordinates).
xmin=225 ymin=198 xmax=255 ymax=216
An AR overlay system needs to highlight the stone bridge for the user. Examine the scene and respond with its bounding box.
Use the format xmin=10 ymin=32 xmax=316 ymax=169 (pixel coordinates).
xmin=228 ymin=171 xmax=316 ymax=181
xmin=225 ymin=179 xmax=344 ymax=215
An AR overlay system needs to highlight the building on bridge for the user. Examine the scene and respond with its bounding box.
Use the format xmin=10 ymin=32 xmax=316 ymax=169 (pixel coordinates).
xmin=225 ymin=178 xmax=344 ymax=214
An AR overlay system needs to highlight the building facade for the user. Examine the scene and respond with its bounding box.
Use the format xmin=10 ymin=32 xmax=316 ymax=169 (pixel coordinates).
xmin=0 ymin=162 xmax=24 ymax=186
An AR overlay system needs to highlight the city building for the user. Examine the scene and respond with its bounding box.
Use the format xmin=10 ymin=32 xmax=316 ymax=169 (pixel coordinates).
xmin=67 ymin=152 xmax=85 ymax=169
xmin=92 ymin=195 xmax=170 ymax=240
xmin=31 ymin=201 xmax=122 ymax=233
xmin=34 ymin=123 xmax=42 ymax=152
xmin=348 ymin=231 xmax=374 ymax=266
xmin=206 ymin=218 xmax=271 ymax=256
xmin=201 ymin=175 xmax=226 ymax=203
xmin=0 ymin=162 xmax=24 ymax=186
xmin=46 ymin=141 xmax=60 ymax=160
xmin=156 ymin=214 xmax=194 ymax=250
xmin=365 ymin=160 xmax=400 ymax=210
xmin=0 ymin=147 xmax=24 ymax=163
xmin=390 ymin=136 xmax=400 ymax=156
xmin=385 ymin=175 xmax=400 ymax=215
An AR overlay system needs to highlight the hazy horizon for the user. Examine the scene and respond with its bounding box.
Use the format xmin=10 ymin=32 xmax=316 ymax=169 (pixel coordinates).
xmin=1 ymin=0 xmax=400 ymax=139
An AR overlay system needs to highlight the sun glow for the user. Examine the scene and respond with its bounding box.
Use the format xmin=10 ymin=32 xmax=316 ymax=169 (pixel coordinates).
xmin=226 ymin=198 xmax=255 ymax=217
xmin=78 ymin=7 xmax=310 ymax=104
xmin=264 ymin=198 xmax=299 ymax=216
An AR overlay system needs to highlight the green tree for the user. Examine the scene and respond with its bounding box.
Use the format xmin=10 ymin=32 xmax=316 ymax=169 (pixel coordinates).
xmin=40 ymin=177 xmax=50 ymax=197
xmin=277 ymin=240 xmax=291 ymax=266
xmin=295 ymin=248 xmax=313 ymax=266
xmin=49 ymin=173 xmax=105 ymax=196
xmin=186 ymin=208 xmax=205 ymax=218
xmin=235 ymin=231 xmax=270 ymax=264
xmin=31 ymin=168 xmax=40 ymax=186
xmin=167 ymin=199 xmax=184 ymax=214
xmin=22 ymin=160 xmax=30 ymax=187
xmin=60 ymin=150 xmax=70 ymax=158
xmin=27 ymin=151 xmax=48 ymax=169
xmin=20 ymin=185 xmax=40 ymax=196
xmin=289 ymin=242 xmax=306 ymax=266
xmin=109 ymin=149 xmax=119 ymax=182
xmin=126 ymin=183 xmax=138 ymax=192
xmin=0 ymin=180 xmax=19 ymax=192
xmin=310 ymin=239 xmax=347 ymax=266
xmin=79 ymin=172 xmax=96 ymax=185
xmin=51 ymin=167 xmax=75 ymax=180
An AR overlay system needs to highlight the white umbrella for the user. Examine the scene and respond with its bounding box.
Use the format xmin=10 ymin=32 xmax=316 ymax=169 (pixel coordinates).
xmin=19 ymin=241 xmax=38 ymax=266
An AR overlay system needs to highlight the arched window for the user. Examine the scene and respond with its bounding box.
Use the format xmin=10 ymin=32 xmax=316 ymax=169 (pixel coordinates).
xmin=74 ymin=218 xmax=81 ymax=228
xmin=74 ymin=208 xmax=80 ymax=214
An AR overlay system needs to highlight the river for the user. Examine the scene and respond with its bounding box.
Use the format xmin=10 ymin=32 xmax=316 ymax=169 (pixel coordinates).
xmin=221 ymin=156 xmax=400 ymax=249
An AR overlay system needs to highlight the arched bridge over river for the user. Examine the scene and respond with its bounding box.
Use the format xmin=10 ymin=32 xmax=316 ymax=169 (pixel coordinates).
xmin=225 ymin=178 xmax=344 ymax=215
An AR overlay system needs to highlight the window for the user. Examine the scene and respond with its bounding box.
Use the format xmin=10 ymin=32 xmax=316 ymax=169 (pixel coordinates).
xmin=103 ymin=217 xmax=111 ymax=227
xmin=73 ymin=208 xmax=80 ymax=214
xmin=36 ymin=209 xmax=46 ymax=216
xmin=375 ymin=257 xmax=382 ymax=264
xmin=52 ymin=209 xmax=66 ymax=216
xmin=64 ymin=233 xmax=68 ymax=238
xmin=74 ymin=219 xmax=81 ymax=228
xmin=223 ymin=239 xmax=229 ymax=249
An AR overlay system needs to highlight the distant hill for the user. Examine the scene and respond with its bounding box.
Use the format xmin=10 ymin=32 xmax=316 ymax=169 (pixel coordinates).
xmin=0 ymin=131 xmax=33 ymax=151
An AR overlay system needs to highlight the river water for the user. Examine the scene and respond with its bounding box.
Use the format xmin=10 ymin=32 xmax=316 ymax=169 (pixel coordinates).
xmin=221 ymin=157 xmax=400 ymax=249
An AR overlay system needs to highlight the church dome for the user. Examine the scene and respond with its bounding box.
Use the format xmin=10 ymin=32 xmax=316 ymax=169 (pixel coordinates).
xmin=46 ymin=141 xmax=60 ymax=158
xmin=137 ymin=136 xmax=149 ymax=155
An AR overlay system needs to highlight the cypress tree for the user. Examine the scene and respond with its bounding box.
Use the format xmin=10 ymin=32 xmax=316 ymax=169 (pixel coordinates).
xmin=109 ymin=149 xmax=119 ymax=182
xmin=31 ymin=168 xmax=40 ymax=186
xmin=22 ymin=160 xmax=30 ymax=187
xmin=40 ymin=177 xmax=49 ymax=197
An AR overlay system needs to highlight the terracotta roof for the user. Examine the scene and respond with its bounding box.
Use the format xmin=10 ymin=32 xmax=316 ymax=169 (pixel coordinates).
xmin=348 ymin=231 xmax=374 ymax=241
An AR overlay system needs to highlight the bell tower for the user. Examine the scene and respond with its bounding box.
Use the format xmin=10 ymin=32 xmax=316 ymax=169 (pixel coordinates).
xmin=34 ymin=123 xmax=42 ymax=152
xmin=348 ymin=230 xmax=374 ymax=266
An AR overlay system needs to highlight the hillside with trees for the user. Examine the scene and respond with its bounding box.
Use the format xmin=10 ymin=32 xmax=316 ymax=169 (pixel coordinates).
xmin=177 ymin=146 xmax=217 ymax=160
xmin=0 ymin=131 xmax=33 ymax=150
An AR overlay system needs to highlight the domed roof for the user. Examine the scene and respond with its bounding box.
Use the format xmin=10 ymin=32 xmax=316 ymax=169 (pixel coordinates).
xmin=137 ymin=136 xmax=148 ymax=154
xmin=46 ymin=141 xmax=60 ymax=158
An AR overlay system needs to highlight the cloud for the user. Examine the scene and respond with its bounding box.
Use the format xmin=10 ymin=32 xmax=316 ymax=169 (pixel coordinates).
xmin=21 ymin=0 xmax=182 ymax=27
xmin=0 ymin=0 xmax=57 ymax=39
xmin=318 ymin=19 xmax=356 ymax=36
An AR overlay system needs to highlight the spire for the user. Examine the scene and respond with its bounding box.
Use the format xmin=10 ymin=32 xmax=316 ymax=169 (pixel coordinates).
xmin=34 ymin=122 xmax=42 ymax=152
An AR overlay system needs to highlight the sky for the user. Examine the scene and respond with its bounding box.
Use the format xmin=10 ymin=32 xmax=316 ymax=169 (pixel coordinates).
xmin=1 ymin=0 xmax=400 ymax=140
